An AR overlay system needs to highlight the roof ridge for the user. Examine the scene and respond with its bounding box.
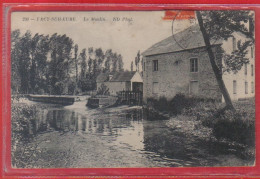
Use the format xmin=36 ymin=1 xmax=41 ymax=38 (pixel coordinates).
xmin=141 ymin=25 xmax=198 ymax=56
xmin=141 ymin=24 xmax=223 ymax=57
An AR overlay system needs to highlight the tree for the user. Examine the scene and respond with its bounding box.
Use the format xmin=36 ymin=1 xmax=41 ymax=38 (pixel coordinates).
xmin=96 ymin=84 xmax=110 ymax=95
xmin=135 ymin=51 xmax=141 ymax=72
xmin=118 ymin=54 xmax=124 ymax=72
xmin=48 ymin=34 xmax=73 ymax=95
xmin=131 ymin=61 xmax=134 ymax=72
xmin=74 ymin=44 xmax=79 ymax=94
xmin=104 ymin=49 xmax=112 ymax=72
xmin=88 ymin=47 xmax=94 ymax=74
xmin=11 ymin=29 xmax=21 ymax=94
xmin=111 ymin=52 xmax=118 ymax=72
xmin=80 ymin=48 xmax=87 ymax=79
xmin=95 ymin=48 xmax=105 ymax=71
xmin=11 ymin=30 xmax=125 ymax=94
xmin=18 ymin=31 xmax=32 ymax=94
xmin=11 ymin=30 xmax=50 ymax=94
xmin=78 ymin=48 xmax=89 ymax=92
xmin=141 ymin=57 xmax=143 ymax=72
xmin=29 ymin=33 xmax=49 ymax=93
xmin=195 ymin=11 xmax=254 ymax=110
xmin=93 ymin=59 xmax=98 ymax=77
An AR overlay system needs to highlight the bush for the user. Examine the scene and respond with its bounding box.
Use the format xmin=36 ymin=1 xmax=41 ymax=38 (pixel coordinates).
xmin=147 ymin=94 xmax=255 ymax=146
xmin=168 ymin=94 xmax=192 ymax=114
xmin=12 ymin=104 xmax=38 ymax=167
xmin=96 ymin=84 xmax=110 ymax=95
xmin=147 ymin=97 xmax=169 ymax=112
xmin=147 ymin=94 xmax=212 ymax=115
xmin=213 ymin=109 xmax=255 ymax=146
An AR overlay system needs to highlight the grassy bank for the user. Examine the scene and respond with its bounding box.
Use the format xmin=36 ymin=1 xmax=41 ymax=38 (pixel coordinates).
xmin=12 ymin=102 xmax=37 ymax=168
xmin=11 ymin=101 xmax=58 ymax=168
xmin=146 ymin=95 xmax=255 ymax=147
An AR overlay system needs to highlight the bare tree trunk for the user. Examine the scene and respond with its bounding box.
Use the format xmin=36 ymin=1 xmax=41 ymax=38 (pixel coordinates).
xmin=196 ymin=11 xmax=235 ymax=110
xmin=75 ymin=58 xmax=78 ymax=94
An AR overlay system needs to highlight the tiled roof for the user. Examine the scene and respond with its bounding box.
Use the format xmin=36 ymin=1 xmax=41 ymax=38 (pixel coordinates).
xmin=110 ymin=71 xmax=136 ymax=82
xmin=96 ymin=71 xmax=136 ymax=83
xmin=96 ymin=72 xmax=110 ymax=83
xmin=142 ymin=25 xmax=222 ymax=57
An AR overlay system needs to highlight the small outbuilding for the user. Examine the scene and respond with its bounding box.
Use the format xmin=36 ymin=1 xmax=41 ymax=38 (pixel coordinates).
xmin=96 ymin=71 xmax=143 ymax=96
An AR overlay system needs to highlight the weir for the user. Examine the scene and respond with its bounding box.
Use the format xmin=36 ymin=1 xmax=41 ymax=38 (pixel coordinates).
xmin=28 ymin=94 xmax=75 ymax=105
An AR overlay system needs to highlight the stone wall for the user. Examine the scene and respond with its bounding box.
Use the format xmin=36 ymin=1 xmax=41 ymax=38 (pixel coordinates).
xmin=143 ymin=46 xmax=222 ymax=102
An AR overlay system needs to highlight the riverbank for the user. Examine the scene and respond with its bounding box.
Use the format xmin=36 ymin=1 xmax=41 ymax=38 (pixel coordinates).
xmin=145 ymin=96 xmax=255 ymax=163
xmin=11 ymin=98 xmax=255 ymax=168
xmin=11 ymin=101 xmax=163 ymax=168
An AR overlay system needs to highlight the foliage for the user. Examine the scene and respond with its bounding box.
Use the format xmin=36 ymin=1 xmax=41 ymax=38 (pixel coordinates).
xmin=212 ymin=109 xmax=255 ymax=145
xmin=104 ymin=49 xmax=124 ymax=73
xmin=185 ymin=98 xmax=255 ymax=146
xmin=11 ymin=29 xmax=22 ymax=94
xmin=223 ymin=40 xmax=253 ymax=73
xmin=96 ymin=84 xmax=110 ymax=95
xmin=147 ymin=94 xmax=212 ymax=115
xmin=147 ymin=93 xmax=255 ymax=146
xmin=11 ymin=30 xmax=125 ymax=95
xmin=79 ymin=48 xmax=87 ymax=79
xmin=200 ymin=11 xmax=254 ymax=41
xmin=135 ymin=51 xmax=141 ymax=72
xmin=74 ymin=44 xmax=79 ymax=94
xmin=196 ymin=10 xmax=254 ymax=109
xmin=11 ymin=104 xmax=39 ymax=168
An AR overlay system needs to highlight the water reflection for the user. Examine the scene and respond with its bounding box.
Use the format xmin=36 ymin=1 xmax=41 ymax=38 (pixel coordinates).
xmin=34 ymin=107 xmax=145 ymax=149
xmin=30 ymin=105 xmax=249 ymax=167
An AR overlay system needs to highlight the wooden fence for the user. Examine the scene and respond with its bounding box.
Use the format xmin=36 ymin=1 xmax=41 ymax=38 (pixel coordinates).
xmin=118 ymin=91 xmax=143 ymax=105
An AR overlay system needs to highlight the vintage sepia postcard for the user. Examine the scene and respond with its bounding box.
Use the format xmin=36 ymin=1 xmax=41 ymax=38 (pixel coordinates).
xmin=9 ymin=9 xmax=255 ymax=169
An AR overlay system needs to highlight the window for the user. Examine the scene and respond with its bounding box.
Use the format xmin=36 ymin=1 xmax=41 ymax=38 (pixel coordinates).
xmin=153 ymin=60 xmax=158 ymax=71
xmin=153 ymin=82 xmax=159 ymax=94
xmin=143 ymin=62 xmax=146 ymax=71
xmin=245 ymin=81 xmax=248 ymax=94
xmin=233 ymin=80 xmax=237 ymax=94
xmin=245 ymin=64 xmax=247 ymax=75
xmin=251 ymin=82 xmax=254 ymax=93
xmin=251 ymin=64 xmax=254 ymax=76
xmin=190 ymin=58 xmax=198 ymax=72
xmin=190 ymin=81 xmax=199 ymax=95
xmin=232 ymin=37 xmax=237 ymax=51
xmin=174 ymin=60 xmax=180 ymax=65
xmin=251 ymin=47 xmax=254 ymax=58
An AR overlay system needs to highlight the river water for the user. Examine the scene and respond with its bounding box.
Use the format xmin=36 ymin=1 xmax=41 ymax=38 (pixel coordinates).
xmin=15 ymin=99 xmax=254 ymax=168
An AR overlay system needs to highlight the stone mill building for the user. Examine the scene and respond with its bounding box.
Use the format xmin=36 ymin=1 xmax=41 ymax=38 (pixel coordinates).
xmin=142 ymin=25 xmax=255 ymax=102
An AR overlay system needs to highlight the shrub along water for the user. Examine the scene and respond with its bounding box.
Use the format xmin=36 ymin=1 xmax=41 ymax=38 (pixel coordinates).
xmin=12 ymin=104 xmax=37 ymax=168
xmin=147 ymin=94 xmax=215 ymax=115
xmin=212 ymin=109 xmax=255 ymax=146
xmin=146 ymin=94 xmax=255 ymax=146
xmin=11 ymin=102 xmax=55 ymax=168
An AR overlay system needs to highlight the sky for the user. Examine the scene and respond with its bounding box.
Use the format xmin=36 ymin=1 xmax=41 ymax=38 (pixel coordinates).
xmin=11 ymin=11 xmax=195 ymax=70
